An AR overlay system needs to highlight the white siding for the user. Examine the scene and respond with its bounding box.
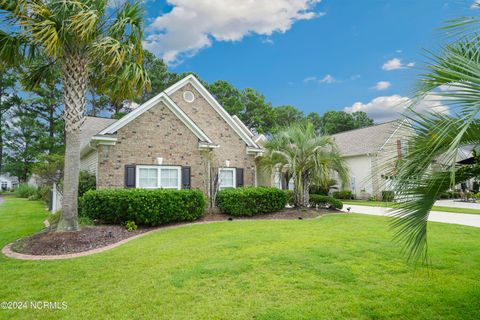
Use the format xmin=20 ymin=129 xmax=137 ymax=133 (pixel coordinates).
xmin=80 ymin=150 xmax=98 ymax=175
xmin=343 ymin=155 xmax=374 ymax=198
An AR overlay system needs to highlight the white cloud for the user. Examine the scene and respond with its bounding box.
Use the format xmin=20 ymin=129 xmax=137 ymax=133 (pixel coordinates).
xmin=382 ymin=58 xmax=415 ymax=71
xmin=303 ymin=76 xmax=318 ymax=83
xmin=303 ymin=74 xmax=337 ymax=84
xmin=350 ymin=74 xmax=361 ymax=80
xmin=471 ymin=0 xmax=480 ymax=9
xmin=373 ymin=81 xmax=391 ymax=91
xmin=262 ymin=37 xmax=274 ymax=44
xmin=145 ymin=0 xmax=322 ymax=65
xmin=320 ymin=74 xmax=336 ymax=83
xmin=344 ymin=94 xmax=449 ymax=123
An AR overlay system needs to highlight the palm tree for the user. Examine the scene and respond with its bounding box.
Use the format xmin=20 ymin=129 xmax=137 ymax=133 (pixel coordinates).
xmin=0 ymin=0 xmax=149 ymax=231
xmin=393 ymin=11 xmax=480 ymax=261
xmin=263 ymin=122 xmax=349 ymax=207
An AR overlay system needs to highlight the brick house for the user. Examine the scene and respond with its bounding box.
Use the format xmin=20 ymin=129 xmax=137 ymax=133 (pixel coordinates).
xmin=80 ymin=75 xmax=265 ymax=196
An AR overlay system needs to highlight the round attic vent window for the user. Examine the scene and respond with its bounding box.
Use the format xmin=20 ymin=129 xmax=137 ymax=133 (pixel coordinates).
xmin=183 ymin=91 xmax=195 ymax=103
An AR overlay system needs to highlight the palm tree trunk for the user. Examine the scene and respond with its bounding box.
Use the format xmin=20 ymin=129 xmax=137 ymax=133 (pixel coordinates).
xmin=57 ymin=53 xmax=88 ymax=232
xmin=294 ymin=173 xmax=311 ymax=207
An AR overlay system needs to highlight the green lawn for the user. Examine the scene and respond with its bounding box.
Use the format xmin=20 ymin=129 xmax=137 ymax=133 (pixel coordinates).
xmin=1 ymin=197 xmax=480 ymax=319
xmin=345 ymin=199 xmax=480 ymax=215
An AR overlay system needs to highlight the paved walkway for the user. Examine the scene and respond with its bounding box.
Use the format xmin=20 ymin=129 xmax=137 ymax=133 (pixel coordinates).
xmin=342 ymin=204 xmax=480 ymax=228
xmin=434 ymin=199 xmax=480 ymax=209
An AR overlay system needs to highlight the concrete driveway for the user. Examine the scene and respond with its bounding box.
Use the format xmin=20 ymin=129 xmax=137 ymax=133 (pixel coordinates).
xmin=342 ymin=204 xmax=480 ymax=228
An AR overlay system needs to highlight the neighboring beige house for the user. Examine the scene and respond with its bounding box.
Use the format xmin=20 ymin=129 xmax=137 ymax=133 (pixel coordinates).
xmin=80 ymin=75 xmax=265 ymax=196
xmin=331 ymin=120 xmax=414 ymax=199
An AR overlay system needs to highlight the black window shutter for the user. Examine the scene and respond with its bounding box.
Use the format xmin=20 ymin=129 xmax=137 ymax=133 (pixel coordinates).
xmin=236 ymin=168 xmax=244 ymax=188
xmin=181 ymin=166 xmax=191 ymax=189
xmin=124 ymin=165 xmax=136 ymax=188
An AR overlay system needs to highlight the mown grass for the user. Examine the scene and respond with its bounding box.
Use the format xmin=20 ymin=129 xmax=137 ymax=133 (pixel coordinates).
xmin=345 ymin=199 xmax=480 ymax=215
xmin=1 ymin=197 xmax=480 ymax=319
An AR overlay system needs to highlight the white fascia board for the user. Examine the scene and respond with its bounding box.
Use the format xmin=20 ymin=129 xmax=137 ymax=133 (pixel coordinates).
xmin=164 ymin=75 xmax=259 ymax=148
xmin=91 ymin=135 xmax=117 ymax=143
xmin=80 ymin=136 xmax=117 ymax=157
xmin=198 ymin=142 xmax=220 ymax=149
xmin=98 ymin=92 xmax=213 ymax=144
xmin=246 ymin=147 xmax=264 ymax=154
xmin=232 ymin=115 xmax=254 ymax=137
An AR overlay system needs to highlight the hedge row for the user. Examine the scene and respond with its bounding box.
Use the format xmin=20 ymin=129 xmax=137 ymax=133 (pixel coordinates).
xmin=80 ymin=189 xmax=206 ymax=226
xmin=332 ymin=190 xmax=353 ymax=200
xmin=309 ymin=194 xmax=343 ymax=209
xmin=217 ymin=187 xmax=287 ymax=216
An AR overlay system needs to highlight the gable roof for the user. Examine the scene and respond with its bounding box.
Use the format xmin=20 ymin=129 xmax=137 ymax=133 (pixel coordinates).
xmin=80 ymin=117 xmax=117 ymax=150
xmin=98 ymin=92 xmax=214 ymax=145
xmin=331 ymin=120 xmax=402 ymax=157
xmin=165 ymin=75 xmax=260 ymax=149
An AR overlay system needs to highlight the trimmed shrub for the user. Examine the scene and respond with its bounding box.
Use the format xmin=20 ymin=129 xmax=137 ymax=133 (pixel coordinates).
xmin=309 ymin=194 xmax=343 ymax=210
xmin=15 ymin=183 xmax=37 ymax=198
xmin=439 ymin=192 xmax=451 ymax=199
xmin=217 ymin=187 xmax=287 ymax=216
xmin=381 ymin=190 xmax=395 ymax=202
xmin=78 ymin=171 xmax=96 ymax=197
xmin=80 ymin=189 xmax=206 ymax=226
xmin=333 ymin=190 xmax=353 ymax=200
xmin=284 ymin=190 xmax=294 ymax=205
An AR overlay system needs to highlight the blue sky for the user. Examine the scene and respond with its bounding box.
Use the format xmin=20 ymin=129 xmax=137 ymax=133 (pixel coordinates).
xmin=142 ymin=0 xmax=478 ymax=122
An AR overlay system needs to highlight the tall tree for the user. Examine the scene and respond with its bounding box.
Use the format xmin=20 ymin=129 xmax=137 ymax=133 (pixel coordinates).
xmin=22 ymin=61 xmax=64 ymax=154
xmin=0 ymin=0 xmax=149 ymax=231
xmin=320 ymin=110 xmax=374 ymax=134
xmin=263 ymin=123 xmax=349 ymax=207
xmin=307 ymin=112 xmax=323 ymax=133
xmin=272 ymin=105 xmax=304 ymax=132
xmin=136 ymin=50 xmax=177 ymax=103
xmin=241 ymin=88 xmax=274 ymax=134
xmin=4 ymin=109 xmax=45 ymax=182
xmin=208 ymin=80 xmax=244 ymax=117
xmin=0 ymin=66 xmax=21 ymax=174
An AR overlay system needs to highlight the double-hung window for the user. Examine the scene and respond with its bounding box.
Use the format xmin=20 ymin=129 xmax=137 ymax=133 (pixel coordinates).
xmin=218 ymin=168 xmax=236 ymax=190
xmin=136 ymin=165 xmax=181 ymax=189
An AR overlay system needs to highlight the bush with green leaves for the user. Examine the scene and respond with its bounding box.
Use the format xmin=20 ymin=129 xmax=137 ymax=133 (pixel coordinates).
xmin=332 ymin=190 xmax=353 ymax=200
xmin=217 ymin=187 xmax=287 ymax=216
xmin=15 ymin=183 xmax=37 ymax=198
xmin=124 ymin=220 xmax=138 ymax=232
xmin=78 ymin=171 xmax=96 ymax=197
xmin=80 ymin=189 xmax=206 ymax=226
xmin=309 ymin=194 xmax=343 ymax=210
xmin=382 ymin=191 xmax=395 ymax=202
xmin=284 ymin=190 xmax=294 ymax=205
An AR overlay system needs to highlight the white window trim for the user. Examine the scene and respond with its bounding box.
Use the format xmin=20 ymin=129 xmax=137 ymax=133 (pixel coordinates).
xmin=218 ymin=168 xmax=236 ymax=190
xmin=136 ymin=165 xmax=182 ymax=190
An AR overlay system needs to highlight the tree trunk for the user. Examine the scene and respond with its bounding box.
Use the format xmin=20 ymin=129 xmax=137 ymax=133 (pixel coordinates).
xmin=57 ymin=53 xmax=88 ymax=232
xmin=294 ymin=173 xmax=311 ymax=207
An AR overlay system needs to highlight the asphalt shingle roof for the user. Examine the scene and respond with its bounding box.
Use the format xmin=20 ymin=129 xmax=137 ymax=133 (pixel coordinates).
xmin=331 ymin=121 xmax=400 ymax=157
xmin=80 ymin=117 xmax=117 ymax=150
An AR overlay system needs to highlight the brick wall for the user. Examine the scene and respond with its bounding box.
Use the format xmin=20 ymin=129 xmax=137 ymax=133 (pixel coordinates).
xmin=97 ymin=84 xmax=257 ymax=192
xmin=169 ymin=83 xmax=256 ymax=186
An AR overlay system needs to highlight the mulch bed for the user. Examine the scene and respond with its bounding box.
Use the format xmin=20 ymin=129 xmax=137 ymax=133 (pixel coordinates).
xmin=11 ymin=208 xmax=337 ymax=256
xmin=11 ymin=226 xmax=153 ymax=256
xmin=199 ymin=207 xmax=332 ymax=221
